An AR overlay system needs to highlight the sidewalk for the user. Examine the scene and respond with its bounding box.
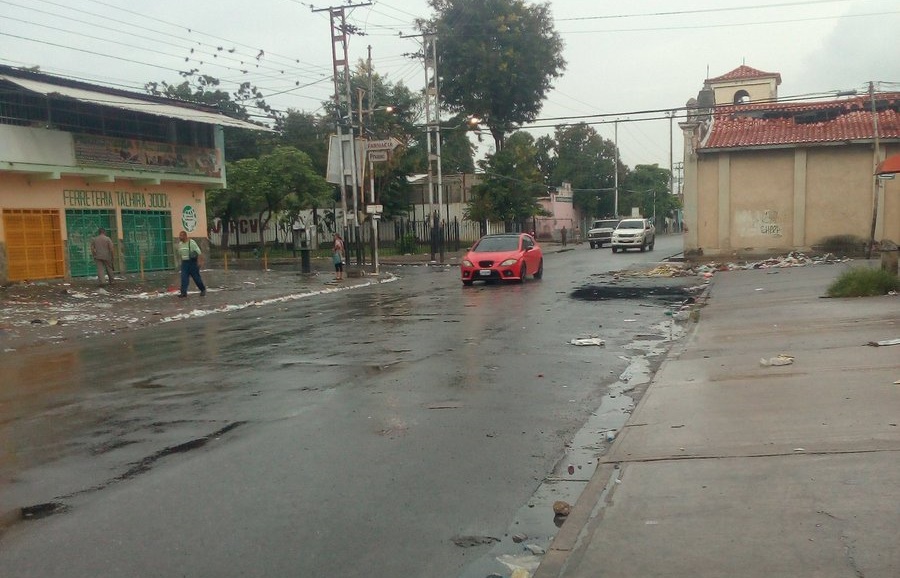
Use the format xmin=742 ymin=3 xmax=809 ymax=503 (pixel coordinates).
xmin=535 ymin=263 xmax=900 ymax=577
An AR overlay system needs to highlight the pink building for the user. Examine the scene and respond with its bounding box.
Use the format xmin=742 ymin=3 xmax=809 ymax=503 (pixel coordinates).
xmin=534 ymin=182 xmax=582 ymax=242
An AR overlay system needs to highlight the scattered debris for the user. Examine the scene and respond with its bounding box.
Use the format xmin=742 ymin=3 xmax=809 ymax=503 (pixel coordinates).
xmin=553 ymin=500 xmax=571 ymax=517
xmin=570 ymin=337 xmax=605 ymax=346
xmin=524 ymin=543 xmax=546 ymax=555
xmin=452 ymin=535 xmax=500 ymax=548
xmin=867 ymin=338 xmax=900 ymax=347
xmin=497 ymin=554 xmax=542 ymax=574
xmin=760 ymin=354 xmax=795 ymax=367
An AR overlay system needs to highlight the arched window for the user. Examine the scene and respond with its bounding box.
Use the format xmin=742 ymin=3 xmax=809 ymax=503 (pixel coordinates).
xmin=733 ymin=90 xmax=751 ymax=104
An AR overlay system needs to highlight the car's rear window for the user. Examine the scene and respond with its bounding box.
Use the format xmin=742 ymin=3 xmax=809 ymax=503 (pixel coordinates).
xmin=617 ymin=220 xmax=644 ymax=229
xmin=474 ymin=236 xmax=520 ymax=252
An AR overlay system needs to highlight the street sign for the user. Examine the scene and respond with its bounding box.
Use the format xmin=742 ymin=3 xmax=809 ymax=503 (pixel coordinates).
xmin=368 ymin=150 xmax=389 ymax=162
xmin=366 ymin=137 xmax=401 ymax=151
xmin=366 ymin=204 xmax=384 ymax=214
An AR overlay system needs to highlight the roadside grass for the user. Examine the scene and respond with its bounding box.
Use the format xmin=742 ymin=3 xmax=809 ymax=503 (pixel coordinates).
xmin=826 ymin=267 xmax=900 ymax=297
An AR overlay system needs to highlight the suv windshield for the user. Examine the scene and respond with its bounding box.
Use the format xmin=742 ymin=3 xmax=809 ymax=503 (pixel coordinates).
xmin=593 ymin=220 xmax=619 ymax=229
xmin=617 ymin=220 xmax=645 ymax=229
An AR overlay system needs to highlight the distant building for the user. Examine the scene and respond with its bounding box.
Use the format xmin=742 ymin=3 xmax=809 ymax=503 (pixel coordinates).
xmin=534 ymin=182 xmax=581 ymax=241
xmin=679 ymin=65 xmax=900 ymax=257
xmin=0 ymin=65 xmax=265 ymax=283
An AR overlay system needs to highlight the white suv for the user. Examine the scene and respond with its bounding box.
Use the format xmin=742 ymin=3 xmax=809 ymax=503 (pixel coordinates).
xmin=587 ymin=219 xmax=620 ymax=249
xmin=611 ymin=218 xmax=656 ymax=253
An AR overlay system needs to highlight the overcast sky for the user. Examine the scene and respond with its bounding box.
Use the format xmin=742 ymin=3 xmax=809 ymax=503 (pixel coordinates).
xmin=2 ymin=0 xmax=898 ymax=173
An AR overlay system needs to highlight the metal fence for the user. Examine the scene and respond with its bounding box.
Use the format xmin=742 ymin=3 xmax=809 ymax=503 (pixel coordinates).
xmin=208 ymin=214 xmax=511 ymax=257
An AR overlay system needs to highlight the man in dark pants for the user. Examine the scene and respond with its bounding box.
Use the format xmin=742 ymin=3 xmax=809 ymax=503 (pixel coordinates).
xmin=90 ymin=227 xmax=116 ymax=285
xmin=175 ymin=230 xmax=206 ymax=297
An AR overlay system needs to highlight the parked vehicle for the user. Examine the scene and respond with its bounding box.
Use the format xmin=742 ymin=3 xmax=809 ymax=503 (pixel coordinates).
xmin=611 ymin=218 xmax=656 ymax=252
xmin=587 ymin=219 xmax=620 ymax=249
xmin=460 ymin=233 xmax=544 ymax=286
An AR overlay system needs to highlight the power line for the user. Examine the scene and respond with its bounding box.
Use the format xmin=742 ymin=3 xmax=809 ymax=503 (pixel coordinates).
xmin=555 ymin=0 xmax=868 ymax=21
xmin=558 ymin=9 xmax=899 ymax=33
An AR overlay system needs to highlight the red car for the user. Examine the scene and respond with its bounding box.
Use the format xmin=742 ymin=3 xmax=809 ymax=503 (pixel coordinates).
xmin=460 ymin=233 xmax=544 ymax=286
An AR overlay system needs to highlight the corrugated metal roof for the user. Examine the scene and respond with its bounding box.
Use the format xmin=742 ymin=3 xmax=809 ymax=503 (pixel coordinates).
xmin=699 ymin=93 xmax=900 ymax=150
xmin=0 ymin=75 xmax=271 ymax=131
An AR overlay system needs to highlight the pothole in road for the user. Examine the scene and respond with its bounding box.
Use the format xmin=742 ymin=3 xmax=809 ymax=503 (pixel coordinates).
xmin=571 ymin=284 xmax=694 ymax=301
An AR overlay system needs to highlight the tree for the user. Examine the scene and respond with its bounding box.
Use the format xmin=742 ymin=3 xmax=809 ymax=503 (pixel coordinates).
xmin=542 ymin=123 xmax=620 ymax=218
xmin=621 ymin=164 xmax=677 ymax=222
xmin=254 ymin=146 xmax=332 ymax=246
xmin=276 ymin=110 xmax=331 ymax=175
xmin=466 ymin=131 xmax=546 ymax=232
xmin=207 ymin=158 xmax=259 ymax=253
xmin=423 ymin=0 xmax=565 ymax=151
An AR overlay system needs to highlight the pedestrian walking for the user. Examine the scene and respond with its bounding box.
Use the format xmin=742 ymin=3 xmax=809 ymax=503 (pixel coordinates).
xmin=332 ymin=232 xmax=345 ymax=281
xmin=176 ymin=230 xmax=206 ymax=297
xmin=90 ymin=227 xmax=116 ymax=285
xmin=561 ymin=226 xmax=568 ymax=247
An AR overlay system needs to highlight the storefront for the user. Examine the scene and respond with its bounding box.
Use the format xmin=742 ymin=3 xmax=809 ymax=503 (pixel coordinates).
xmin=0 ymin=64 xmax=269 ymax=284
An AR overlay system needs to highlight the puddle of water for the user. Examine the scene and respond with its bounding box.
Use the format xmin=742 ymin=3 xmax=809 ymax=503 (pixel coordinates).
xmin=457 ymin=319 xmax=688 ymax=577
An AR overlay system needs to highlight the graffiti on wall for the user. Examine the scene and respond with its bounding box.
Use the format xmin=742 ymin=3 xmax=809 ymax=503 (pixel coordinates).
xmin=736 ymin=209 xmax=783 ymax=238
xmin=73 ymin=135 xmax=221 ymax=177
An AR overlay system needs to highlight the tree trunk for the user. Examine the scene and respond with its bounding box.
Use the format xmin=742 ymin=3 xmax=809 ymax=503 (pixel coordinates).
xmin=490 ymin=126 xmax=504 ymax=152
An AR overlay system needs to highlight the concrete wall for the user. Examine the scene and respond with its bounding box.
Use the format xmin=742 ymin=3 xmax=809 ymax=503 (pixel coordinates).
xmin=687 ymin=144 xmax=900 ymax=257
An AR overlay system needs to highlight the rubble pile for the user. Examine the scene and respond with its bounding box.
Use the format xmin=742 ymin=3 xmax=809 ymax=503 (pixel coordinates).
xmin=696 ymin=251 xmax=850 ymax=273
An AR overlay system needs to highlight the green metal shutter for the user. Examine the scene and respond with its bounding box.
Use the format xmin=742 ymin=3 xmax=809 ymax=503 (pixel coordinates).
xmin=121 ymin=210 xmax=174 ymax=272
xmin=65 ymin=209 xmax=117 ymax=277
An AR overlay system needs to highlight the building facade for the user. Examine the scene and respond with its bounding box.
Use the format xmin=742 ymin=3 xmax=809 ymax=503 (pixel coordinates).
xmin=680 ymin=65 xmax=900 ymax=258
xmin=0 ymin=66 xmax=262 ymax=284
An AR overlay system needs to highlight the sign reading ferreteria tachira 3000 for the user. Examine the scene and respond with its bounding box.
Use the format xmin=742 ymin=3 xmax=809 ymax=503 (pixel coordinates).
xmin=62 ymin=189 xmax=172 ymax=209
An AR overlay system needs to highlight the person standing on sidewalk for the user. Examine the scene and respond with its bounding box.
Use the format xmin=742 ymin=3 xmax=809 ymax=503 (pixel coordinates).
xmin=176 ymin=230 xmax=206 ymax=297
xmin=90 ymin=227 xmax=116 ymax=286
xmin=561 ymin=226 xmax=568 ymax=247
xmin=332 ymin=232 xmax=345 ymax=281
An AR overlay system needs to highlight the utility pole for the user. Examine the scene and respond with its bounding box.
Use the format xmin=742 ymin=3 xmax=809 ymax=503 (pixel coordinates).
xmin=367 ymin=45 xmax=380 ymax=275
xmin=866 ymin=81 xmax=882 ymax=259
xmin=614 ymin=120 xmax=619 ymax=217
xmin=423 ymin=34 xmax=444 ymax=262
xmin=314 ymin=2 xmax=371 ymax=265
xmin=668 ymin=111 xmax=674 ymax=196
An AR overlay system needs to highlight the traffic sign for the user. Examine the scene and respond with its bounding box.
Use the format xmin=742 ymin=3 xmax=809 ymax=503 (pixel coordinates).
xmin=366 ymin=137 xmax=401 ymax=151
xmin=368 ymin=150 xmax=389 ymax=162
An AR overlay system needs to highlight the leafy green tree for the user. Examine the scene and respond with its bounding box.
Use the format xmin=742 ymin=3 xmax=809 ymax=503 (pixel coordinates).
xmin=277 ymin=110 xmax=331 ymax=175
xmin=466 ymin=131 xmax=546 ymax=232
xmin=543 ymin=123 xmax=620 ymax=218
xmin=621 ymin=164 xmax=677 ymax=222
xmin=423 ymin=0 xmax=565 ymax=151
xmin=207 ymin=158 xmax=259 ymax=252
xmin=439 ymin=114 xmax=477 ymax=174
xmin=254 ymin=146 xmax=332 ymax=246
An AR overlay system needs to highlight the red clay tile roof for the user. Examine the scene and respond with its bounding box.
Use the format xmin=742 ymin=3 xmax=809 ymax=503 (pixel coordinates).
xmin=707 ymin=65 xmax=782 ymax=85
xmin=699 ymin=93 xmax=900 ymax=150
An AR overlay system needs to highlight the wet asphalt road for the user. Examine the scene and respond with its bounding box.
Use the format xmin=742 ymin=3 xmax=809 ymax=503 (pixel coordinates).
xmin=0 ymin=236 xmax=697 ymax=577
